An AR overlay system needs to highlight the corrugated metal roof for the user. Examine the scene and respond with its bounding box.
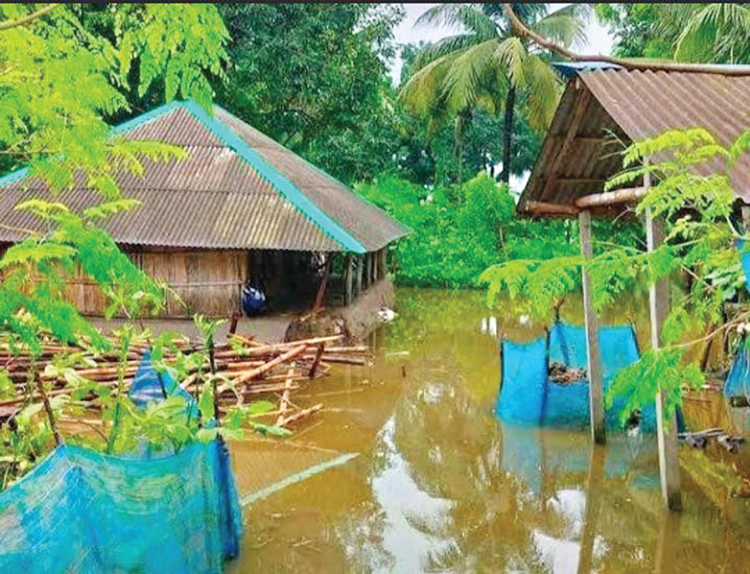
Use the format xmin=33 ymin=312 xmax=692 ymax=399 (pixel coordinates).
xmin=0 ymin=102 xmax=410 ymax=252
xmin=519 ymin=69 xmax=750 ymax=215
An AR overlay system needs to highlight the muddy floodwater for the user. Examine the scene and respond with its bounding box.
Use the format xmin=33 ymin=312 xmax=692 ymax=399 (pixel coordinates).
xmin=228 ymin=288 xmax=750 ymax=573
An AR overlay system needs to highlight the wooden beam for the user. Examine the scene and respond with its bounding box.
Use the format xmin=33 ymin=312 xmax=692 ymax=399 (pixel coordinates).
xmin=543 ymin=89 xmax=592 ymax=199
xmin=575 ymin=186 xmax=648 ymax=209
xmin=365 ymin=252 xmax=372 ymax=288
xmin=579 ymin=210 xmax=606 ymax=444
xmin=355 ymin=255 xmax=364 ymax=296
xmin=647 ymin=207 xmax=683 ymax=511
xmin=345 ymin=254 xmax=353 ymax=305
xmin=523 ymin=200 xmax=579 ymax=216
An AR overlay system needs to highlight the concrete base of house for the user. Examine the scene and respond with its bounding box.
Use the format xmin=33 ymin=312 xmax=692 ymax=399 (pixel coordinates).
xmin=92 ymin=277 xmax=395 ymax=343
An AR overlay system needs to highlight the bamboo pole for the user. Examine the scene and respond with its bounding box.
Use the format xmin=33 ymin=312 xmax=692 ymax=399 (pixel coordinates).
xmin=575 ymin=186 xmax=649 ymax=209
xmin=579 ymin=210 xmax=606 ymax=445
xmin=647 ymin=207 xmax=683 ymax=511
xmin=277 ymin=403 xmax=322 ymax=427
xmin=522 ymin=200 xmax=579 ymax=216
xmin=276 ymin=366 xmax=296 ymax=426
xmin=231 ymin=344 xmax=307 ymax=387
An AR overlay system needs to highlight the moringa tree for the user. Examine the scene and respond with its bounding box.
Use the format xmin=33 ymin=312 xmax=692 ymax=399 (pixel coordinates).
xmin=399 ymin=3 xmax=589 ymax=184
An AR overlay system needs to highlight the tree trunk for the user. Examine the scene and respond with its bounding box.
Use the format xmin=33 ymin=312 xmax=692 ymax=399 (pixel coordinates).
xmin=455 ymin=117 xmax=464 ymax=186
xmin=500 ymin=84 xmax=516 ymax=184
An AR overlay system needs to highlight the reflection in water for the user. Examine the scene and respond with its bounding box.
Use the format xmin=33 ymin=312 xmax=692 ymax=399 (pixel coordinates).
xmin=231 ymin=288 xmax=750 ymax=573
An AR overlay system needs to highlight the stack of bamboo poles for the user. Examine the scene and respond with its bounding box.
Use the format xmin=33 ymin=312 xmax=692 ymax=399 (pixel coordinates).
xmin=0 ymin=333 xmax=370 ymax=431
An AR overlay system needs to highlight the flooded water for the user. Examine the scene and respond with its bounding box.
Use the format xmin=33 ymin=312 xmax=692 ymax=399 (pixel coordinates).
xmin=229 ymin=288 xmax=750 ymax=573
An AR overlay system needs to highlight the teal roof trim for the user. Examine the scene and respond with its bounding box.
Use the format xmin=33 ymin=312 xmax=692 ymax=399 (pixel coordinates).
xmin=0 ymin=167 xmax=29 ymax=188
xmin=0 ymin=102 xmax=180 ymax=187
xmin=110 ymin=100 xmax=183 ymax=136
xmin=181 ymin=101 xmax=367 ymax=254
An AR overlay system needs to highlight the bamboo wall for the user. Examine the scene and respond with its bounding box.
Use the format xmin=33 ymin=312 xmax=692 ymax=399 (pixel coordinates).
xmin=66 ymin=249 xmax=249 ymax=318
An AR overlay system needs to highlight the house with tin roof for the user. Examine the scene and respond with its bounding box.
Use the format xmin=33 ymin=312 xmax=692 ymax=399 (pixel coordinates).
xmin=0 ymin=101 xmax=410 ymax=317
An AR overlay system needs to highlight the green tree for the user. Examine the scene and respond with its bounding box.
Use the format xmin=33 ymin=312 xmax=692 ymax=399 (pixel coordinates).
xmin=216 ymin=3 xmax=404 ymax=184
xmin=399 ymin=3 xmax=589 ymax=184
xmin=594 ymin=4 xmax=676 ymax=59
xmin=596 ymin=3 xmax=750 ymax=64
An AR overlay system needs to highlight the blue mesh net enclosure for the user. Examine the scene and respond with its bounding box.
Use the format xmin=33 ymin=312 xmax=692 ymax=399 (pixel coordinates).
xmin=0 ymin=352 xmax=243 ymax=573
xmin=129 ymin=349 xmax=199 ymax=420
xmin=726 ymin=335 xmax=750 ymax=399
xmin=496 ymin=322 xmax=657 ymax=431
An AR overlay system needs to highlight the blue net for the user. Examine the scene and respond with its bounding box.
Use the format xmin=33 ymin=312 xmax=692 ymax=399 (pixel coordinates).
xmin=0 ymin=353 xmax=243 ymax=573
xmin=129 ymin=349 xmax=199 ymax=421
xmin=496 ymin=322 xmax=657 ymax=431
xmin=736 ymin=238 xmax=750 ymax=293
xmin=726 ymin=335 xmax=750 ymax=398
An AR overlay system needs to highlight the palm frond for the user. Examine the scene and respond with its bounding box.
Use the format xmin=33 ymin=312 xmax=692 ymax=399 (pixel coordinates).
xmin=520 ymin=54 xmax=562 ymax=132
xmin=533 ymin=4 xmax=590 ymax=50
xmin=398 ymin=51 xmax=459 ymax=118
xmin=495 ymin=36 xmax=528 ymax=90
xmin=411 ymin=33 xmax=487 ymax=72
xmin=416 ymin=4 xmax=498 ymax=40
xmin=675 ymin=3 xmax=750 ymax=63
xmin=442 ymin=39 xmax=500 ymax=113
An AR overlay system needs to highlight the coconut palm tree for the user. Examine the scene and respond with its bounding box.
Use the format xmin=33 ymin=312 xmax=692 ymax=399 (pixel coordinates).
xmin=672 ymin=3 xmax=750 ymax=64
xmin=399 ymin=3 xmax=589 ymax=184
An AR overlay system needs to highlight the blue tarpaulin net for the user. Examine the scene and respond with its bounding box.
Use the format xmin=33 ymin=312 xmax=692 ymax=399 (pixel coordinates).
xmin=726 ymin=336 xmax=750 ymax=398
xmin=0 ymin=351 xmax=243 ymax=573
xmin=496 ymin=322 xmax=657 ymax=431
xmin=129 ymin=349 xmax=199 ymax=421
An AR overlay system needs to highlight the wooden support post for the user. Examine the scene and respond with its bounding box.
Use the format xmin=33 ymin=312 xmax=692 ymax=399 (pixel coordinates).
xmin=355 ymin=255 xmax=364 ymax=297
xmin=371 ymin=251 xmax=378 ymax=282
xmin=647 ymin=208 xmax=682 ymax=511
xmin=742 ymin=204 xmax=750 ymax=231
xmin=364 ymin=252 xmax=371 ymax=290
xmin=345 ymin=254 xmax=353 ymax=305
xmin=579 ymin=210 xmax=606 ymax=444
xmin=312 ymin=253 xmax=330 ymax=312
xmin=377 ymin=248 xmax=387 ymax=278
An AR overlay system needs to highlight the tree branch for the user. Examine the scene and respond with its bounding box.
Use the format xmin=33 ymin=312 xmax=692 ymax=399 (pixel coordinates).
xmin=502 ymin=4 xmax=750 ymax=76
xmin=0 ymin=4 xmax=59 ymax=32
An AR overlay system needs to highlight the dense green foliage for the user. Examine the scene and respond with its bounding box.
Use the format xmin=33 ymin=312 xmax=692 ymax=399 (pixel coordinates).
xmin=216 ymin=4 xmax=404 ymax=185
xmin=596 ymin=3 xmax=750 ymax=63
xmin=358 ymin=172 xmax=579 ymax=288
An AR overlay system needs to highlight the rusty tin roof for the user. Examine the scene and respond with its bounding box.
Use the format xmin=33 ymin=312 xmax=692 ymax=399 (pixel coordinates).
xmin=518 ymin=67 xmax=750 ymax=216
xmin=0 ymin=101 xmax=410 ymax=253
